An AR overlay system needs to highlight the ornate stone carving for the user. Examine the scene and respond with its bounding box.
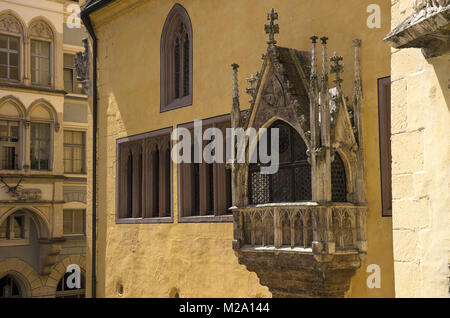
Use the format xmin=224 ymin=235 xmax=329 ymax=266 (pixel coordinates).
xmin=0 ymin=176 xmax=42 ymax=201
xmin=385 ymin=0 xmax=450 ymax=58
xmin=0 ymin=14 xmax=22 ymax=34
xmin=29 ymin=20 xmax=53 ymax=39
xmin=75 ymin=38 xmax=91 ymax=95
xmin=262 ymin=75 xmax=285 ymax=107
xmin=230 ymin=9 xmax=368 ymax=298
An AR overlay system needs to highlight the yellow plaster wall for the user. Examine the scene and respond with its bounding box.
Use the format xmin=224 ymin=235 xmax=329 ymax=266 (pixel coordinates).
xmin=89 ymin=0 xmax=394 ymax=297
xmin=390 ymin=0 xmax=450 ymax=298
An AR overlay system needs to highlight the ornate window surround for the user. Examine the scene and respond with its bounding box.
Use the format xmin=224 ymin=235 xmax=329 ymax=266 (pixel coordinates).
xmin=28 ymin=17 xmax=55 ymax=88
xmin=0 ymin=11 xmax=25 ymax=84
xmin=160 ymin=4 xmax=193 ymax=112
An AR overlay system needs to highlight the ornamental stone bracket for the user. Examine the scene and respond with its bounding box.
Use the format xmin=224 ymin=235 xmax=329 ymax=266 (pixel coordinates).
xmin=385 ymin=0 xmax=450 ymax=58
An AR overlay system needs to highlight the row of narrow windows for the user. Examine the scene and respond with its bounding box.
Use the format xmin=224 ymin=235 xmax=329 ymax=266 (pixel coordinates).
xmin=117 ymin=120 xmax=348 ymax=220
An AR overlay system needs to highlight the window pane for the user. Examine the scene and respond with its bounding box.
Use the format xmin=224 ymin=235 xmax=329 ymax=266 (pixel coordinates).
xmin=13 ymin=216 xmax=24 ymax=239
xmin=10 ymin=53 xmax=18 ymax=67
xmin=10 ymin=121 xmax=19 ymax=139
xmin=0 ymin=219 xmax=8 ymax=239
xmin=0 ymin=65 xmax=6 ymax=79
xmin=64 ymin=131 xmax=72 ymax=144
xmin=40 ymin=58 xmax=50 ymax=85
xmin=31 ymin=56 xmax=38 ymax=83
xmin=0 ymin=121 xmax=7 ymax=137
xmin=73 ymin=147 xmax=82 ymax=172
xmin=9 ymin=66 xmax=18 ymax=80
xmin=31 ymin=40 xmax=38 ymax=55
xmin=0 ymin=51 xmax=7 ymax=65
xmin=0 ymin=35 xmax=7 ymax=49
xmin=73 ymin=132 xmax=83 ymax=145
xmin=64 ymin=69 xmax=73 ymax=92
xmin=64 ymin=146 xmax=72 ymax=172
xmin=63 ymin=211 xmax=72 ymax=234
xmin=9 ymin=37 xmax=18 ymax=51
xmin=40 ymin=42 xmax=50 ymax=58
xmin=73 ymin=211 xmax=84 ymax=234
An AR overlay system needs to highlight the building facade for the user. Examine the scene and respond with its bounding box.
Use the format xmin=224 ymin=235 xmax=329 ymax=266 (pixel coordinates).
xmin=386 ymin=0 xmax=449 ymax=297
xmin=0 ymin=0 xmax=89 ymax=298
xmin=82 ymin=0 xmax=397 ymax=298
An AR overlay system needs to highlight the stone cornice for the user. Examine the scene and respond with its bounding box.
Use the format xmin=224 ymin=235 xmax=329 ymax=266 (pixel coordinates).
xmin=385 ymin=2 xmax=450 ymax=58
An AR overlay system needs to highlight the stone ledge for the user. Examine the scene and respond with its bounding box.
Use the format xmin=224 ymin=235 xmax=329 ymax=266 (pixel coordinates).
xmin=385 ymin=4 xmax=450 ymax=58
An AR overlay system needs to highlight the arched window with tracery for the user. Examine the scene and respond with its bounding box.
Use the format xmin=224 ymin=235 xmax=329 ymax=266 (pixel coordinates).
xmin=160 ymin=4 xmax=193 ymax=111
xmin=29 ymin=19 xmax=54 ymax=86
xmin=331 ymin=152 xmax=347 ymax=202
xmin=249 ymin=121 xmax=312 ymax=204
xmin=0 ymin=12 xmax=24 ymax=82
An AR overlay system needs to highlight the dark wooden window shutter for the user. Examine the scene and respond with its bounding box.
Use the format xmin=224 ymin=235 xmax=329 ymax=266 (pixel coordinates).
xmin=378 ymin=77 xmax=392 ymax=217
xmin=117 ymin=129 xmax=172 ymax=221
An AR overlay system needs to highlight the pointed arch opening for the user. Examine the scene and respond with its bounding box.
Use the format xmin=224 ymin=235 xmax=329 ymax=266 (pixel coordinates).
xmin=0 ymin=11 xmax=24 ymax=82
xmin=160 ymin=4 xmax=193 ymax=112
xmin=248 ymin=120 xmax=311 ymax=204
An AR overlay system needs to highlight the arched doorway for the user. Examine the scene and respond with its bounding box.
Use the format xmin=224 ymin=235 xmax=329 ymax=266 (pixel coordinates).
xmin=248 ymin=120 xmax=312 ymax=204
xmin=0 ymin=274 xmax=23 ymax=298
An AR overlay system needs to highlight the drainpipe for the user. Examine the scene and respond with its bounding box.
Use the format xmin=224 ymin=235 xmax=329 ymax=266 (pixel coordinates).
xmin=80 ymin=8 xmax=96 ymax=300
xmin=81 ymin=0 xmax=116 ymax=299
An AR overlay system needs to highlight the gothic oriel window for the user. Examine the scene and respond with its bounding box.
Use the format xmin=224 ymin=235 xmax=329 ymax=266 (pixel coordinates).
xmin=249 ymin=121 xmax=312 ymax=204
xmin=160 ymin=4 xmax=193 ymax=111
xmin=178 ymin=116 xmax=232 ymax=219
xmin=117 ymin=128 xmax=172 ymax=222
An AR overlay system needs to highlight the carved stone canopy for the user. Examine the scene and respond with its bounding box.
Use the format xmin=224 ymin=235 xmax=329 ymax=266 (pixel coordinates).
xmin=385 ymin=0 xmax=450 ymax=58
xmin=0 ymin=14 xmax=23 ymax=35
xmin=29 ymin=20 xmax=53 ymax=39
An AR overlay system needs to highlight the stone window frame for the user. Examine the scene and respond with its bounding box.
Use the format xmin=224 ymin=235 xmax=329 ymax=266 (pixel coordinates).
xmin=63 ymin=129 xmax=86 ymax=174
xmin=115 ymin=127 xmax=174 ymax=224
xmin=0 ymin=12 xmax=25 ymax=84
xmin=160 ymin=4 xmax=193 ymax=112
xmin=377 ymin=76 xmax=392 ymax=217
xmin=177 ymin=114 xmax=233 ymax=223
xmin=29 ymin=18 xmax=55 ymax=88
xmin=62 ymin=209 xmax=85 ymax=237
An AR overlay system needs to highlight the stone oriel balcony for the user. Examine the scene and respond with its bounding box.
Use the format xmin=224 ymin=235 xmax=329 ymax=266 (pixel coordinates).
xmin=232 ymin=203 xmax=367 ymax=297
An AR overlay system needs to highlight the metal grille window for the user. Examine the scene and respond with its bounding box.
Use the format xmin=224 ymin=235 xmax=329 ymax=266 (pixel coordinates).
xmin=0 ymin=120 xmax=19 ymax=169
xmin=63 ymin=209 xmax=85 ymax=235
xmin=331 ymin=153 xmax=347 ymax=202
xmin=249 ymin=121 xmax=311 ymax=204
xmin=30 ymin=123 xmax=50 ymax=170
xmin=64 ymin=130 xmax=85 ymax=173
xmin=63 ymin=53 xmax=83 ymax=94
xmin=0 ymin=35 xmax=19 ymax=81
xmin=31 ymin=40 xmax=50 ymax=85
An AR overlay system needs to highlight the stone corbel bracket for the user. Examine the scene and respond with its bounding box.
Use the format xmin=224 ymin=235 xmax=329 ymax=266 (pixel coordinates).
xmin=385 ymin=2 xmax=450 ymax=58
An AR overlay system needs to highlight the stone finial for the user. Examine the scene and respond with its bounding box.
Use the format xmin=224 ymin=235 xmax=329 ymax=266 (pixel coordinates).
xmin=330 ymin=52 xmax=344 ymax=88
xmin=231 ymin=63 xmax=240 ymax=99
xmin=265 ymin=8 xmax=279 ymax=46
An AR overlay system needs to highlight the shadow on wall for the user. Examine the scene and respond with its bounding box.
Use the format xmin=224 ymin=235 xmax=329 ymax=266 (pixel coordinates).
xmin=430 ymin=55 xmax=450 ymax=113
